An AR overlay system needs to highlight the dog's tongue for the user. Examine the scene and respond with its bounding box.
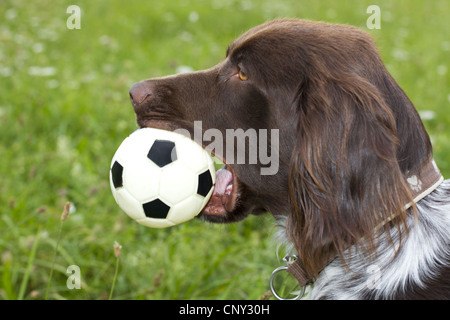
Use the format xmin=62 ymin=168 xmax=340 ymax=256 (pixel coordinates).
xmin=202 ymin=165 xmax=233 ymax=216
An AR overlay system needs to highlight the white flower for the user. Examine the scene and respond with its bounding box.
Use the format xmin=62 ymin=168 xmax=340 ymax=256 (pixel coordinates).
xmin=419 ymin=110 xmax=436 ymax=121
xmin=176 ymin=65 xmax=194 ymax=74
xmin=188 ymin=11 xmax=199 ymax=23
xmin=28 ymin=66 xmax=57 ymax=77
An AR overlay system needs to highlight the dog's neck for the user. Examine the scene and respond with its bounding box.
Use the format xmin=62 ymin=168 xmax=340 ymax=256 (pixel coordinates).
xmin=273 ymin=157 xmax=444 ymax=299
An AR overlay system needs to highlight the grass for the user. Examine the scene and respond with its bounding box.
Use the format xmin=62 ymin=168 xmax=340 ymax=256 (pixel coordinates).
xmin=109 ymin=241 xmax=121 ymax=300
xmin=44 ymin=201 xmax=70 ymax=299
xmin=17 ymin=226 xmax=41 ymax=300
xmin=0 ymin=0 xmax=449 ymax=300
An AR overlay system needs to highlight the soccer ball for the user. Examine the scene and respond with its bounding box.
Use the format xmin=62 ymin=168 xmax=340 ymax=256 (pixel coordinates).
xmin=110 ymin=128 xmax=215 ymax=228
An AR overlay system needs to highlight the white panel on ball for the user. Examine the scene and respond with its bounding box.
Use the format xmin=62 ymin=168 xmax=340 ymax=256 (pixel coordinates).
xmin=137 ymin=216 xmax=175 ymax=229
xmin=113 ymin=188 xmax=146 ymax=221
xmin=175 ymin=138 xmax=211 ymax=173
xmin=123 ymin=159 xmax=161 ymax=202
xmin=167 ymin=195 xmax=204 ymax=224
xmin=159 ymin=161 xmax=197 ymax=204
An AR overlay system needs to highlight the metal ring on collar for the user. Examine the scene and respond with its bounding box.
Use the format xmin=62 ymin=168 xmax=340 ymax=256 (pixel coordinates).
xmin=270 ymin=265 xmax=306 ymax=300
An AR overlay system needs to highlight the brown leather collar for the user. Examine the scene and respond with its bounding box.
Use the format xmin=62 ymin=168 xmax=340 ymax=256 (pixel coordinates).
xmin=286 ymin=158 xmax=444 ymax=289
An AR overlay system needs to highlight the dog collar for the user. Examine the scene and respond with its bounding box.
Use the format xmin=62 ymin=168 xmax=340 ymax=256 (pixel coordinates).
xmin=404 ymin=159 xmax=444 ymax=209
xmin=270 ymin=158 xmax=444 ymax=300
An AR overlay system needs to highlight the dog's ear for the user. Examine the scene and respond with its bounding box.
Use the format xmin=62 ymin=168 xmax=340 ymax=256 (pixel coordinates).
xmin=287 ymin=73 xmax=414 ymax=277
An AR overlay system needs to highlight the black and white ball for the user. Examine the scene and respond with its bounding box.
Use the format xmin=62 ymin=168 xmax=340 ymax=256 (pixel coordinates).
xmin=110 ymin=128 xmax=215 ymax=228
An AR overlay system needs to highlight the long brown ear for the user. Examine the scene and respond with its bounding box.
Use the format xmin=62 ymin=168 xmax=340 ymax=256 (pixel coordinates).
xmin=288 ymin=72 xmax=414 ymax=278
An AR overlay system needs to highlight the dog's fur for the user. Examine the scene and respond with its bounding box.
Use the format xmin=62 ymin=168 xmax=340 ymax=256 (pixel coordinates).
xmin=129 ymin=19 xmax=450 ymax=299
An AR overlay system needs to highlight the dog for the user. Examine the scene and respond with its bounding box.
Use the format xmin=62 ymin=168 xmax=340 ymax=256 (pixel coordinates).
xmin=129 ymin=19 xmax=450 ymax=299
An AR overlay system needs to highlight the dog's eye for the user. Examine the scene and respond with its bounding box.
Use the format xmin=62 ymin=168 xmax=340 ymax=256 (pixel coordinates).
xmin=238 ymin=70 xmax=248 ymax=81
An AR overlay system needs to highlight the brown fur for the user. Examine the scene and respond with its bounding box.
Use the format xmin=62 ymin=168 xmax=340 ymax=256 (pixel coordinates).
xmin=129 ymin=19 xmax=433 ymax=280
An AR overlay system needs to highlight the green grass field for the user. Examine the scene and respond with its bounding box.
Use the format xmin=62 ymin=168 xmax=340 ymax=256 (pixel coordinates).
xmin=1 ymin=0 xmax=449 ymax=300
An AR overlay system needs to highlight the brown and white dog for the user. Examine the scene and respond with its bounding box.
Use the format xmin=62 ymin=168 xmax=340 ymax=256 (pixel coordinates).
xmin=129 ymin=19 xmax=450 ymax=299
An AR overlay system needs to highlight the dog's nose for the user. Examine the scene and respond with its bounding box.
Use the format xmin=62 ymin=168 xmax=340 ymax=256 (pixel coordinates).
xmin=129 ymin=81 xmax=153 ymax=107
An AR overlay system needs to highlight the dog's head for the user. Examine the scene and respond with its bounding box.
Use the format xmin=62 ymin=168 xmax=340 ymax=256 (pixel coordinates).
xmin=129 ymin=19 xmax=432 ymax=276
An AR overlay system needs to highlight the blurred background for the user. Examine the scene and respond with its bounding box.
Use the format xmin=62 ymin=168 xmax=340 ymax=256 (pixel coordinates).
xmin=0 ymin=0 xmax=449 ymax=299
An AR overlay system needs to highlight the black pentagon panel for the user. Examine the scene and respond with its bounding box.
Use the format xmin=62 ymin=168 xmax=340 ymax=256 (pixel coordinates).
xmin=111 ymin=161 xmax=124 ymax=188
xmin=143 ymin=198 xmax=171 ymax=219
xmin=147 ymin=140 xmax=177 ymax=168
xmin=197 ymin=170 xmax=213 ymax=197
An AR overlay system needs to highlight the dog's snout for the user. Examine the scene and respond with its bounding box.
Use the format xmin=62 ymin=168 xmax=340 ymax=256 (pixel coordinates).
xmin=129 ymin=81 xmax=154 ymax=108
